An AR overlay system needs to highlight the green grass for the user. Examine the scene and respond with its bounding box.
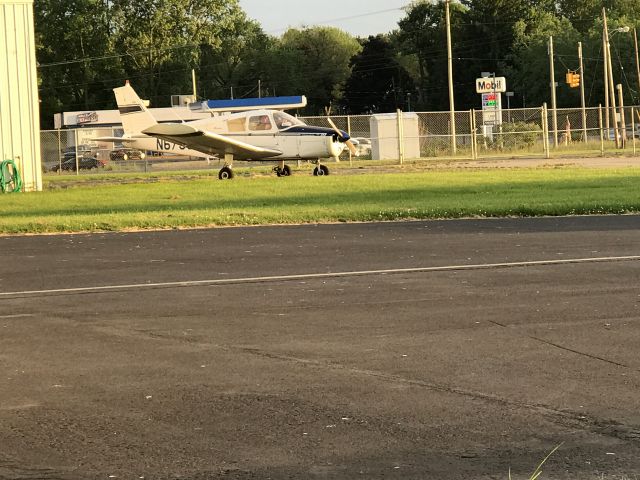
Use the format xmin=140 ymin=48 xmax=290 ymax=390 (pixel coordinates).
xmin=3 ymin=167 xmax=640 ymax=234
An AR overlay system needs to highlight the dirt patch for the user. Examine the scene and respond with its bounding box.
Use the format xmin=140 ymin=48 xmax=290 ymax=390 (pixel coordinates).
xmin=44 ymin=156 xmax=640 ymax=189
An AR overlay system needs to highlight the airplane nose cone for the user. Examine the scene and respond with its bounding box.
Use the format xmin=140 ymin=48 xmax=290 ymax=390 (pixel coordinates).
xmin=328 ymin=137 xmax=345 ymax=157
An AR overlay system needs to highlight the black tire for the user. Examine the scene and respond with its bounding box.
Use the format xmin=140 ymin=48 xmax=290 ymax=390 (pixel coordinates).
xmin=313 ymin=165 xmax=329 ymax=176
xmin=219 ymin=166 xmax=234 ymax=180
xmin=281 ymin=165 xmax=291 ymax=176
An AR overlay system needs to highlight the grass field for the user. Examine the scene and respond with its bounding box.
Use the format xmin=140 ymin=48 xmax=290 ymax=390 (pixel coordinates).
xmin=2 ymin=166 xmax=640 ymax=234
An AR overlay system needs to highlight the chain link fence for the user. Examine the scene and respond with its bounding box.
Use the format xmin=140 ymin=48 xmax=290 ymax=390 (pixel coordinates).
xmin=40 ymin=127 xmax=211 ymax=174
xmin=41 ymin=105 xmax=640 ymax=175
xmin=302 ymin=105 xmax=640 ymax=163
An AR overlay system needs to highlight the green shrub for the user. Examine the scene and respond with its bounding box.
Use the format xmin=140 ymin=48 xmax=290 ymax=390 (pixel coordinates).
xmin=479 ymin=122 xmax=542 ymax=151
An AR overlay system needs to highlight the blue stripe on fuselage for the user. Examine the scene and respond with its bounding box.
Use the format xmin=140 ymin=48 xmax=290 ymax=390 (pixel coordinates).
xmin=283 ymin=126 xmax=350 ymax=139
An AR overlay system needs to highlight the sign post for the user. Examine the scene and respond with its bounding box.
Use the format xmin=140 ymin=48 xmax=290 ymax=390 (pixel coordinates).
xmin=477 ymin=76 xmax=506 ymax=127
xmin=481 ymin=92 xmax=502 ymax=125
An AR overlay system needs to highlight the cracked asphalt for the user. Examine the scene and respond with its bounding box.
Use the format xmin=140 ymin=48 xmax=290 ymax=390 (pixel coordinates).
xmin=1 ymin=215 xmax=640 ymax=479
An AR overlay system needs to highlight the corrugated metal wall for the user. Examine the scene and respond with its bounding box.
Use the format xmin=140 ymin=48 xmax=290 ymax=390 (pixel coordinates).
xmin=0 ymin=0 xmax=42 ymax=192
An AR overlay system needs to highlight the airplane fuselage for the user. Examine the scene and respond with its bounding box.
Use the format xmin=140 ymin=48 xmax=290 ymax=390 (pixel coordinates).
xmin=124 ymin=111 xmax=344 ymax=161
xmin=173 ymin=110 xmax=345 ymax=160
xmin=120 ymin=135 xmax=212 ymax=159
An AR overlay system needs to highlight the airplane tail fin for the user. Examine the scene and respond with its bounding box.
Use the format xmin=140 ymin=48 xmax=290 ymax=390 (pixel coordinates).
xmin=113 ymin=82 xmax=158 ymax=134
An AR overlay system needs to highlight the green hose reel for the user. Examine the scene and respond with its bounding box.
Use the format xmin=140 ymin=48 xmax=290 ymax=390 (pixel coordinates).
xmin=1 ymin=159 xmax=23 ymax=193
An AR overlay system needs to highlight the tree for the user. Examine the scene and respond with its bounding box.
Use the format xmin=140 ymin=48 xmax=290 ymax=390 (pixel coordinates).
xmin=558 ymin=0 xmax=640 ymax=33
xmin=342 ymin=35 xmax=415 ymax=114
xmin=505 ymin=11 xmax=580 ymax=108
xmin=459 ymin=0 xmax=556 ymax=64
xmin=196 ymin=15 xmax=271 ymax=100
xmin=35 ymin=0 xmax=120 ymax=128
xmin=396 ymin=1 xmax=467 ymax=110
xmin=110 ymin=0 xmax=248 ymax=105
xmin=262 ymin=27 xmax=361 ymax=114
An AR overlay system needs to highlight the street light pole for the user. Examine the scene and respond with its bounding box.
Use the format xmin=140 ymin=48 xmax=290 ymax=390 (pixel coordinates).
xmin=603 ymin=8 xmax=621 ymax=148
xmin=603 ymin=29 xmax=609 ymax=131
xmin=634 ymin=28 xmax=640 ymax=102
xmin=549 ymin=36 xmax=558 ymax=147
xmin=578 ymin=42 xmax=587 ymax=143
xmin=445 ymin=0 xmax=456 ymax=155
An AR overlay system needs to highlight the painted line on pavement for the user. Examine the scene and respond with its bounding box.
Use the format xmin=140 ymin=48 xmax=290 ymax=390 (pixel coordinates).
xmin=1 ymin=255 xmax=639 ymax=298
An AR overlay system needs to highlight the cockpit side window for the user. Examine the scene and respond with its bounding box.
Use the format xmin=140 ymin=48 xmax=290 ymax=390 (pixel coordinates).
xmin=248 ymin=115 xmax=273 ymax=131
xmin=227 ymin=118 xmax=246 ymax=132
xmin=273 ymin=111 xmax=303 ymax=130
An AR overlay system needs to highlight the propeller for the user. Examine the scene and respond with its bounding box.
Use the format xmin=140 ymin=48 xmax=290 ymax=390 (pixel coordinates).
xmin=327 ymin=118 xmax=357 ymax=156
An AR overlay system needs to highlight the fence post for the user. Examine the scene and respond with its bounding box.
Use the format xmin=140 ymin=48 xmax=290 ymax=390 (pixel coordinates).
xmin=397 ymin=109 xmax=405 ymax=166
xmin=632 ymin=107 xmax=636 ymax=155
xmin=56 ymin=128 xmax=62 ymax=174
xmin=347 ymin=115 xmax=353 ymax=166
xmin=542 ymin=104 xmax=550 ymax=159
xmin=581 ymin=106 xmax=588 ymax=145
xmin=469 ymin=109 xmax=477 ymax=160
xmin=598 ymin=104 xmax=605 ymax=157
xmin=74 ymin=129 xmax=79 ymax=175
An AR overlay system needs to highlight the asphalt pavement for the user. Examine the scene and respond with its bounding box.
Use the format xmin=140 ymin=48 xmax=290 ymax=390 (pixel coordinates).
xmin=1 ymin=216 xmax=640 ymax=479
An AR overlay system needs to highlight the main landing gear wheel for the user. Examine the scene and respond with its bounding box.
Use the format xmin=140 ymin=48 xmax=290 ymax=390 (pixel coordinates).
xmin=274 ymin=165 xmax=292 ymax=177
xmin=218 ymin=166 xmax=234 ymax=180
xmin=313 ymin=164 xmax=330 ymax=176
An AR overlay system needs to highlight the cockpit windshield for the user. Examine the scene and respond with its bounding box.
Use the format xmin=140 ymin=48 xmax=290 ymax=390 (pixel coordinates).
xmin=273 ymin=111 xmax=304 ymax=130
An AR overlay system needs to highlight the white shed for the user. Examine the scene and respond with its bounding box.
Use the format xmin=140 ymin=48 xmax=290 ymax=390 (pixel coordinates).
xmin=0 ymin=0 xmax=42 ymax=191
xmin=369 ymin=112 xmax=420 ymax=161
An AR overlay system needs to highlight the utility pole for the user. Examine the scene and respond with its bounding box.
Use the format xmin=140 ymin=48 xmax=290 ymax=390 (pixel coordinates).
xmin=192 ymin=69 xmax=197 ymax=98
xmin=603 ymin=30 xmax=610 ymax=130
xmin=549 ymin=36 xmax=558 ymax=147
xmin=578 ymin=42 xmax=587 ymax=143
xmin=634 ymin=28 xmax=640 ymax=101
xmin=258 ymin=79 xmax=262 ymax=98
xmin=445 ymin=0 xmax=456 ymax=155
xmin=603 ymin=8 xmax=621 ymax=148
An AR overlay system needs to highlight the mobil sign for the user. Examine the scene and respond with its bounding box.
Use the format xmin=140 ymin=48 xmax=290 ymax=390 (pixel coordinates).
xmin=476 ymin=77 xmax=506 ymax=93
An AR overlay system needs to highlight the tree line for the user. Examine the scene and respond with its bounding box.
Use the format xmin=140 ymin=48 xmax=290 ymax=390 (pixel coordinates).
xmin=35 ymin=0 xmax=640 ymax=128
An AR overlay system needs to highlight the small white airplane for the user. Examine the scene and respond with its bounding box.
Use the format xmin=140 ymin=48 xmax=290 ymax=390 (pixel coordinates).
xmin=108 ymin=82 xmax=356 ymax=179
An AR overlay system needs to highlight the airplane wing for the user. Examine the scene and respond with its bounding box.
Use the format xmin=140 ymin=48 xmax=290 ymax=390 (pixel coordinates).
xmin=142 ymin=124 xmax=282 ymax=159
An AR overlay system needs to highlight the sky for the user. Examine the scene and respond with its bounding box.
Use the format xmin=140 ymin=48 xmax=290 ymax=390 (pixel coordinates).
xmin=238 ymin=0 xmax=413 ymax=37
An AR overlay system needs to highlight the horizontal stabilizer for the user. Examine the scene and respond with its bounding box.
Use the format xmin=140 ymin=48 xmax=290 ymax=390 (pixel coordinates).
xmin=90 ymin=136 xmax=137 ymax=143
xmin=143 ymin=124 xmax=199 ymax=137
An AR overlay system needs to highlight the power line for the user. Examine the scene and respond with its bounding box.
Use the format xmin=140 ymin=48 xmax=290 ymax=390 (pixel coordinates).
xmin=261 ymin=6 xmax=412 ymax=35
xmin=38 ymin=43 xmax=204 ymax=69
